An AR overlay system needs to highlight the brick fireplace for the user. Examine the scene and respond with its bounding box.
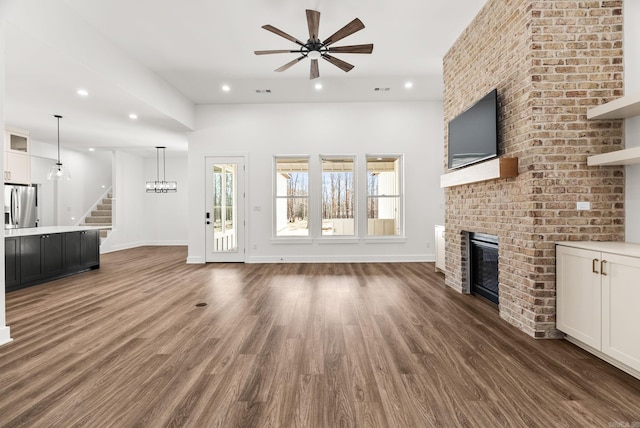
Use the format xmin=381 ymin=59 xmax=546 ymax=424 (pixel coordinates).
xmin=443 ymin=0 xmax=625 ymax=338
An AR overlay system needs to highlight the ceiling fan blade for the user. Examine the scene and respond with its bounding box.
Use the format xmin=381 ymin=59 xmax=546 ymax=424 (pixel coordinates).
xmin=255 ymin=49 xmax=298 ymax=55
xmin=322 ymin=18 xmax=365 ymax=46
xmin=262 ymin=25 xmax=305 ymax=47
xmin=306 ymin=9 xmax=321 ymax=43
xmin=327 ymin=44 xmax=374 ymax=54
xmin=322 ymin=54 xmax=354 ymax=73
xmin=310 ymin=59 xmax=320 ymax=79
xmin=275 ymin=56 xmax=305 ymax=72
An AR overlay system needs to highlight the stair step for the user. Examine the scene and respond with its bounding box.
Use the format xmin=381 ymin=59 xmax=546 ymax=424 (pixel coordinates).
xmin=97 ymin=204 xmax=112 ymax=211
xmin=85 ymin=217 xmax=112 ymax=224
xmin=91 ymin=210 xmax=112 ymax=217
xmin=101 ymin=199 xmax=113 ymax=205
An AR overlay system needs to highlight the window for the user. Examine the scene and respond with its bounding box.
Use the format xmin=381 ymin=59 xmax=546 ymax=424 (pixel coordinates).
xmin=321 ymin=157 xmax=355 ymax=236
xmin=213 ymin=163 xmax=237 ymax=249
xmin=275 ymin=157 xmax=309 ymax=236
xmin=367 ymin=156 xmax=402 ymax=236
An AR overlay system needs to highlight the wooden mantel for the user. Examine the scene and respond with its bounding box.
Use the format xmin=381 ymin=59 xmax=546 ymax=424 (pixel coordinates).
xmin=440 ymin=157 xmax=518 ymax=188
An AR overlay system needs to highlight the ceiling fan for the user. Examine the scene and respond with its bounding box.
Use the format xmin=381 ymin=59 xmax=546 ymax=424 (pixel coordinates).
xmin=255 ymin=9 xmax=374 ymax=80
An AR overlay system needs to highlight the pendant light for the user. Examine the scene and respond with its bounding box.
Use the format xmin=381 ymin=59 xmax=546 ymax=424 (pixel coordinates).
xmin=47 ymin=114 xmax=71 ymax=180
xmin=146 ymin=146 xmax=177 ymax=193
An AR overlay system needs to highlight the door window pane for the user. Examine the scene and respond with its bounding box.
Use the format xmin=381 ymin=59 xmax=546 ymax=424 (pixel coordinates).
xmin=275 ymin=158 xmax=309 ymax=236
xmin=212 ymin=163 xmax=237 ymax=252
xmin=321 ymin=157 xmax=355 ymax=236
xmin=367 ymin=156 xmax=401 ymax=236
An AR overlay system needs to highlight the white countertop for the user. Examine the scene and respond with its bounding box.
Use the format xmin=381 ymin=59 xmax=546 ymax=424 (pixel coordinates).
xmin=4 ymin=225 xmax=111 ymax=238
xmin=557 ymin=241 xmax=640 ymax=258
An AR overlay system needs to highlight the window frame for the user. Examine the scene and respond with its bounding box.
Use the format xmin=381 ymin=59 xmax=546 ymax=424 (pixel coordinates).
xmin=273 ymin=155 xmax=311 ymax=241
xmin=364 ymin=154 xmax=405 ymax=240
xmin=318 ymin=154 xmax=358 ymax=239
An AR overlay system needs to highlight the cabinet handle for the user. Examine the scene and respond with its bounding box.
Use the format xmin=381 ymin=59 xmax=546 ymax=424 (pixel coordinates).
xmin=601 ymin=260 xmax=607 ymax=276
xmin=592 ymin=258 xmax=599 ymax=274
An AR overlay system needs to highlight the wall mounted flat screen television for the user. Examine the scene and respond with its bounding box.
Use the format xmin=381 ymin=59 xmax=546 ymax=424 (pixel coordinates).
xmin=448 ymin=88 xmax=498 ymax=170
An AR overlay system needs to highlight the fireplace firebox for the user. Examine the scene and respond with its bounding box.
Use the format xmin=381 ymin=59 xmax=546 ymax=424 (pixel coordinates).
xmin=469 ymin=232 xmax=499 ymax=305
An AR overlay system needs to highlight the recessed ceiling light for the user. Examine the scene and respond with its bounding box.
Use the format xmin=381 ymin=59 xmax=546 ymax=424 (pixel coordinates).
xmin=77 ymin=89 xmax=89 ymax=97
xmin=88 ymin=148 xmax=95 ymax=152
xmin=129 ymin=113 xmax=138 ymax=120
xmin=315 ymin=83 xmax=323 ymax=90
xmin=405 ymin=82 xmax=413 ymax=89
xmin=222 ymin=85 xmax=231 ymax=92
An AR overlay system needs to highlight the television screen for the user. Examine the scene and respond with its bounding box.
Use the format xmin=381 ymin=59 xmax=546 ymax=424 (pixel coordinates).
xmin=447 ymin=89 xmax=498 ymax=170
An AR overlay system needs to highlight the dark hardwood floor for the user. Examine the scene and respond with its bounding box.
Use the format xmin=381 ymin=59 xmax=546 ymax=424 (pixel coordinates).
xmin=1 ymin=246 xmax=640 ymax=427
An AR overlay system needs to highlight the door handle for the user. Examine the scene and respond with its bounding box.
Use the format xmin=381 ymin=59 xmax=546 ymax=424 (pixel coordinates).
xmin=592 ymin=258 xmax=599 ymax=274
xmin=601 ymin=260 xmax=607 ymax=276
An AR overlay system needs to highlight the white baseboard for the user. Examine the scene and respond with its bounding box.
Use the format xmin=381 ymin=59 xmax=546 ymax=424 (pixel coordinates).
xmin=0 ymin=326 xmax=12 ymax=347
xmin=247 ymin=254 xmax=434 ymax=263
xmin=100 ymin=241 xmax=146 ymax=254
xmin=187 ymin=256 xmax=205 ymax=264
xmin=100 ymin=241 xmax=187 ymax=254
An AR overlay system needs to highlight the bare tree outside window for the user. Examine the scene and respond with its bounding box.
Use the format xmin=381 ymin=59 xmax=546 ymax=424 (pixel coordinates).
xmin=276 ymin=158 xmax=309 ymax=236
xmin=321 ymin=157 xmax=355 ymax=236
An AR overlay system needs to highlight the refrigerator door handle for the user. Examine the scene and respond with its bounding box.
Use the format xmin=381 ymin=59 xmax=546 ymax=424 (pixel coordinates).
xmin=13 ymin=189 xmax=22 ymax=227
xmin=10 ymin=187 xmax=16 ymax=227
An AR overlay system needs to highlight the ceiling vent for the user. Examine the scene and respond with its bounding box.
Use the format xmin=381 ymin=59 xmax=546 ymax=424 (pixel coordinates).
xmin=256 ymin=89 xmax=272 ymax=94
xmin=374 ymin=87 xmax=391 ymax=92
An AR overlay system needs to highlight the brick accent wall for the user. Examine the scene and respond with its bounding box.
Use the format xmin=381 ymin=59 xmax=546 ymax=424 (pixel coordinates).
xmin=443 ymin=0 xmax=624 ymax=338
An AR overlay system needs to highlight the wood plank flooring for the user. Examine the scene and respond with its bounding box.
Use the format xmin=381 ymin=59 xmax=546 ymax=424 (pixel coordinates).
xmin=1 ymin=246 xmax=640 ymax=427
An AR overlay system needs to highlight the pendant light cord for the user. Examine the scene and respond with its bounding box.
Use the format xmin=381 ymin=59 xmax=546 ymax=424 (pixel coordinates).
xmin=55 ymin=114 xmax=63 ymax=164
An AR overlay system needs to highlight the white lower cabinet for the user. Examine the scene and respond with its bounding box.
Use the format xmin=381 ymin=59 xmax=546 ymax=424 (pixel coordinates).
xmin=557 ymin=243 xmax=640 ymax=379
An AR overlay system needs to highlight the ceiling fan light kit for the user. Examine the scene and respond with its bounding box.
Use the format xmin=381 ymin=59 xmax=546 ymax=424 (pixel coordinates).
xmin=255 ymin=9 xmax=373 ymax=80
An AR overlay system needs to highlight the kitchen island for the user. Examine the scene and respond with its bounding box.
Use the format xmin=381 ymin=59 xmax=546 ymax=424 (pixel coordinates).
xmin=5 ymin=226 xmax=109 ymax=292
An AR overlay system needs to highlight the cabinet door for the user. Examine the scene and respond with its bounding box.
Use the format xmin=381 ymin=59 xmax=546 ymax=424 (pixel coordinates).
xmin=556 ymin=245 xmax=602 ymax=349
xmin=5 ymin=237 xmax=21 ymax=289
xmin=4 ymin=152 xmax=31 ymax=184
xmin=20 ymin=235 xmax=43 ymax=283
xmin=5 ymin=129 xmax=30 ymax=154
xmin=64 ymin=231 xmax=83 ymax=272
xmin=80 ymin=230 xmax=100 ymax=268
xmin=601 ymin=253 xmax=640 ymax=372
xmin=42 ymin=234 xmax=64 ymax=277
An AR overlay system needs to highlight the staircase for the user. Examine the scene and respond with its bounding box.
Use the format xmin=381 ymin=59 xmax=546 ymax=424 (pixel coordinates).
xmin=82 ymin=192 xmax=113 ymax=241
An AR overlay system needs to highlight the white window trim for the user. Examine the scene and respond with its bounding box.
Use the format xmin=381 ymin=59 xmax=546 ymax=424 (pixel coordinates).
xmin=365 ymin=154 xmax=405 ymax=238
xmin=319 ymin=154 xmax=358 ymax=238
xmin=273 ymin=155 xmax=311 ymax=239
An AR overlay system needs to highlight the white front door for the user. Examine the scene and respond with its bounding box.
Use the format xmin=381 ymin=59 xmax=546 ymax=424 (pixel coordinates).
xmin=205 ymin=157 xmax=245 ymax=262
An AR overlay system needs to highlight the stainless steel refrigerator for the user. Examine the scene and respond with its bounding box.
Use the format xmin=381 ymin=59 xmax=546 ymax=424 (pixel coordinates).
xmin=4 ymin=184 xmax=38 ymax=229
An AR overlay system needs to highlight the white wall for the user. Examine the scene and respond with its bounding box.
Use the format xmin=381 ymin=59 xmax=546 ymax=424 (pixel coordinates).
xmin=100 ymin=151 xmax=145 ymax=252
xmin=55 ymin=149 xmax=112 ymax=226
xmin=99 ymin=150 xmax=189 ymax=253
xmin=1 ymin=6 xmax=13 ymax=345
xmin=188 ymin=101 xmax=445 ymax=263
xmin=143 ymin=152 xmax=188 ymax=245
xmin=29 ymin=141 xmax=112 ymax=227
xmin=624 ymin=1 xmax=640 ymax=243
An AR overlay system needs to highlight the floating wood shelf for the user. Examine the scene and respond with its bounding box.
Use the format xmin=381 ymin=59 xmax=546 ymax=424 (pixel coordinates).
xmin=587 ymin=93 xmax=640 ymax=120
xmin=587 ymin=146 xmax=640 ymax=166
xmin=440 ymin=157 xmax=518 ymax=188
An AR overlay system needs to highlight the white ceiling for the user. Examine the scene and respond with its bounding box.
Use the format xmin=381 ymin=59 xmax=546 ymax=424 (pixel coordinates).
xmin=3 ymin=0 xmax=488 ymax=154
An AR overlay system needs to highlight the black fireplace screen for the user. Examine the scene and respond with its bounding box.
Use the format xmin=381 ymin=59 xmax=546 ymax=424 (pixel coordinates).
xmin=470 ymin=233 xmax=499 ymax=305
